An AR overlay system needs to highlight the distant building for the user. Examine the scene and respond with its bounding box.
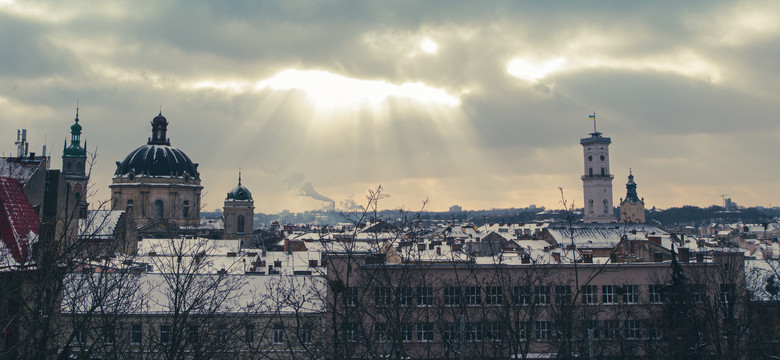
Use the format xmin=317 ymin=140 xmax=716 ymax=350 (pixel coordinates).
xmin=619 ymin=171 xmax=646 ymax=223
xmin=580 ymin=122 xmax=615 ymax=223
xmin=109 ymin=113 xmax=203 ymax=232
xmin=62 ymin=109 xmax=89 ymax=218
xmin=449 ymin=205 xmax=462 ymax=212
xmin=223 ymin=172 xmax=255 ymax=248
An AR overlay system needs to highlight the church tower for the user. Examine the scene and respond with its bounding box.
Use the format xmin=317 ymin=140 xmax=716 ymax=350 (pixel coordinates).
xmin=580 ymin=114 xmax=615 ymax=223
xmin=223 ymin=172 xmax=255 ymax=248
xmin=62 ymin=107 xmax=89 ymax=218
xmin=619 ymin=170 xmax=645 ymax=223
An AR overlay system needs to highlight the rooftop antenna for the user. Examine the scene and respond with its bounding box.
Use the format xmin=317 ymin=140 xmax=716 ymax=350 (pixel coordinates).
xmin=720 ymin=194 xmax=729 ymax=207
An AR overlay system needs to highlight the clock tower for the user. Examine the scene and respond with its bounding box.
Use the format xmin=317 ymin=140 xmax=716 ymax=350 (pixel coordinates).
xmin=580 ymin=114 xmax=615 ymax=223
xmin=62 ymin=108 xmax=89 ymax=218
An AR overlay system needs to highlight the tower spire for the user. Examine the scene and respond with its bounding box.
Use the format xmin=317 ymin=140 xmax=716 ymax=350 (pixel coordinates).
xmin=238 ymin=169 xmax=242 ymax=186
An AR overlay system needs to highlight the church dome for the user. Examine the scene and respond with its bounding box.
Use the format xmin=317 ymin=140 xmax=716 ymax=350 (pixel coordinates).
xmin=114 ymin=112 xmax=199 ymax=179
xmin=226 ymin=173 xmax=252 ymax=200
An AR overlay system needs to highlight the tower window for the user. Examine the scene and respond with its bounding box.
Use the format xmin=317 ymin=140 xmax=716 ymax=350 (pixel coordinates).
xmin=126 ymin=199 xmax=134 ymax=214
xmin=603 ymin=199 xmax=609 ymax=214
xmin=589 ymin=168 xmax=593 ymax=176
xmin=601 ymin=168 xmax=605 ymax=176
xmin=237 ymin=215 xmax=245 ymax=234
xmin=183 ymin=200 xmax=190 ymax=218
xmin=589 ymin=199 xmax=594 ymax=214
xmin=154 ymin=200 xmax=164 ymax=218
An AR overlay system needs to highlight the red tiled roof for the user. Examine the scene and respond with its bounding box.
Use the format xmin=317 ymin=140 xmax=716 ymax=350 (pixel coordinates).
xmin=0 ymin=176 xmax=39 ymax=264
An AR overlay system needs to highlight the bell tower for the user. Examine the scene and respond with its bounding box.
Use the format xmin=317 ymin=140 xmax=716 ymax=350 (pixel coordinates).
xmin=223 ymin=172 xmax=255 ymax=248
xmin=580 ymin=114 xmax=615 ymax=223
xmin=62 ymin=107 xmax=89 ymax=218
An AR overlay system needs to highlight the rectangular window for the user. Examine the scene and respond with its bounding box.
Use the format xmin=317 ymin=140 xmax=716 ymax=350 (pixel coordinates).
xmin=444 ymin=287 xmax=461 ymax=306
xmin=373 ymin=323 xmax=388 ymax=342
xmin=416 ymin=286 xmax=433 ymax=306
xmin=486 ymin=321 xmax=502 ymax=342
xmin=374 ymin=287 xmax=391 ymax=306
xmin=187 ymin=325 xmax=199 ymax=344
xmin=103 ymin=326 xmax=115 ymax=344
xmin=398 ymin=287 xmax=413 ymax=306
xmin=346 ymin=286 xmax=359 ymax=307
xmin=466 ymin=322 xmax=482 ymax=342
xmin=466 ymin=286 xmax=481 ymax=306
xmin=300 ymin=324 xmax=312 ymax=344
xmin=582 ymin=285 xmax=598 ymax=304
xmin=692 ymin=283 xmax=704 ymax=303
xmin=586 ymin=320 xmax=599 ymax=339
xmin=217 ymin=324 xmax=227 ymax=343
xmin=603 ymin=320 xmax=620 ymax=340
xmin=649 ymin=284 xmax=663 ymax=303
xmin=75 ymin=329 xmax=87 ymax=345
xmin=535 ymin=321 xmax=550 ymax=340
xmin=417 ymin=322 xmax=434 ymax=342
xmin=402 ymin=323 xmax=414 ymax=342
xmin=441 ymin=322 xmax=458 ymax=342
xmin=625 ymin=320 xmax=641 ymax=339
xmin=126 ymin=199 xmax=134 ymax=214
xmin=535 ymin=285 xmax=550 ymax=305
xmin=131 ymin=324 xmax=142 ymax=345
xmin=346 ymin=322 xmax=358 ymax=343
xmin=623 ymin=285 xmax=638 ymax=304
xmin=273 ymin=323 xmax=285 ymax=344
xmin=514 ymin=286 xmax=531 ymax=305
xmin=244 ymin=324 xmax=255 ymax=343
xmin=160 ymin=325 xmax=171 ymax=344
xmin=555 ymin=285 xmax=571 ymax=306
xmin=721 ymin=283 xmax=736 ymax=304
xmin=602 ymin=285 xmax=616 ymax=304
xmin=517 ymin=321 xmax=530 ymax=340
xmin=486 ymin=286 xmax=503 ymax=305
xmin=601 ymin=167 xmax=605 ymax=176
xmin=183 ymin=200 xmax=190 ymax=218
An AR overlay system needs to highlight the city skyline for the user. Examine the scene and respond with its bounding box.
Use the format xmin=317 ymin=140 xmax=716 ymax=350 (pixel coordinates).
xmin=1 ymin=0 xmax=779 ymax=213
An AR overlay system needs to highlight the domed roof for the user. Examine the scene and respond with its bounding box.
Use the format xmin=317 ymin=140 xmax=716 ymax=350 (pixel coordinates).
xmin=226 ymin=173 xmax=252 ymax=200
xmin=115 ymin=144 xmax=200 ymax=179
xmin=114 ymin=112 xmax=199 ymax=179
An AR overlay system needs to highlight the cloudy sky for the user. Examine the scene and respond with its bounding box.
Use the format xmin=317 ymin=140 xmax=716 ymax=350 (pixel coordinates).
xmin=2 ymin=0 xmax=779 ymax=213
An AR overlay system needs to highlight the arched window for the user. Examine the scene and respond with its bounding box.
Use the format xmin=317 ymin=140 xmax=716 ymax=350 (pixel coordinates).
xmin=603 ymin=199 xmax=609 ymax=214
xmin=154 ymin=200 xmax=164 ymax=218
xmin=237 ymin=215 xmax=245 ymax=234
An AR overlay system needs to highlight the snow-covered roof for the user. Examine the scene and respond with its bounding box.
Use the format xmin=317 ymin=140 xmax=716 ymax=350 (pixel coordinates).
xmin=80 ymin=210 xmax=125 ymax=239
xmin=0 ymin=176 xmax=39 ymax=268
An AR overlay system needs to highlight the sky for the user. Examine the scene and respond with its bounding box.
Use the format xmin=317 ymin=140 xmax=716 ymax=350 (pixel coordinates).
xmin=1 ymin=0 xmax=779 ymax=214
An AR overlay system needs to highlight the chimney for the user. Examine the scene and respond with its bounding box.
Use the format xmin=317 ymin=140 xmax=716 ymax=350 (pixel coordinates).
xmin=695 ymin=253 xmax=704 ymax=263
xmin=552 ymin=252 xmax=561 ymax=263
xmin=284 ymin=238 xmax=289 ymax=253
xmin=436 ymin=247 xmax=441 ymax=255
xmin=679 ymin=247 xmax=690 ymax=263
xmin=648 ymin=236 xmax=661 ymax=246
xmin=583 ymin=252 xmax=593 ymax=263
xmin=521 ymin=255 xmax=531 ymax=264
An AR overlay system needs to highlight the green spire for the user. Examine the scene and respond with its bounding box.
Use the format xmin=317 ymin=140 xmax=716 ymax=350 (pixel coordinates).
xmin=624 ymin=170 xmax=640 ymax=204
xmin=63 ymin=106 xmax=86 ymax=158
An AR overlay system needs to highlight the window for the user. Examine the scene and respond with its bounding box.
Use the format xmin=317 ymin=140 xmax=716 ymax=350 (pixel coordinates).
xmin=183 ymin=200 xmax=189 ymax=218
xmin=486 ymin=321 xmax=502 ymax=342
xmin=237 ymin=215 xmax=245 ymax=233
xmin=466 ymin=286 xmax=481 ymax=306
xmin=625 ymin=320 xmax=641 ymax=339
xmin=623 ymin=285 xmax=638 ymax=304
xmin=603 ymin=320 xmax=620 ymax=340
xmin=692 ymin=283 xmax=704 ymax=303
xmin=346 ymin=286 xmax=359 ymax=307
xmin=75 ymin=329 xmax=87 ymax=345
xmin=442 ymin=322 xmax=458 ymax=342
xmin=187 ymin=325 xmax=199 ymax=344
xmin=517 ymin=321 xmax=530 ymax=340
xmin=555 ymin=285 xmax=571 ymax=306
xmin=374 ymin=287 xmax=391 ymax=306
xmin=535 ymin=286 xmax=550 ymax=305
xmin=466 ymin=322 xmax=482 ymax=342
xmin=300 ymin=324 xmax=312 ymax=344
xmin=126 ymin=199 xmax=134 ymax=213
xmin=602 ymin=285 xmax=616 ymax=304
xmin=346 ymin=322 xmax=358 ymax=343
xmin=273 ymin=323 xmax=285 ymax=344
xmin=514 ymin=286 xmax=531 ymax=305
xmin=486 ymin=286 xmax=503 ymax=305
xmin=601 ymin=167 xmax=605 ymax=176
xmin=373 ymin=323 xmax=388 ymax=342
xmin=131 ymin=324 xmax=142 ymax=344
xmin=721 ymin=283 xmax=736 ymax=304
xmin=535 ymin=321 xmax=550 ymax=340
xmin=402 ymin=323 xmax=414 ymax=342
xmin=154 ymin=200 xmax=164 ymax=218
xmin=589 ymin=168 xmax=593 ymax=176
xmin=417 ymin=286 xmax=433 ymax=306
xmin=582 ymin=285 xmax=598 ymax=304
xmin=649 ymin=284 xmax=663 ymax=303
xmin=244 ymin=324 xmax=255 ymax=343
xmin=586 ymin=320 xmax=599 ymax=339
xmin=398 ymin=287 xmax=413 ymax=306
xmin=217 ymin=324 xmax=227 ymax=343
xmin=160 ymin=325 xmax=171 ymax=344
xmin=444 ymin=287 xmax=461 ymax=306
xmin=103 ymin=326 xmax=115 ymax=344
xmin=417 ymin=322 xmax=434 ymax=342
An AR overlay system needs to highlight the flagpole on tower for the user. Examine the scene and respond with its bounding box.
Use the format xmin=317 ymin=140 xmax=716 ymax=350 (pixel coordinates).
xmin=589 ymin=112 xmax=597 ymax=133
